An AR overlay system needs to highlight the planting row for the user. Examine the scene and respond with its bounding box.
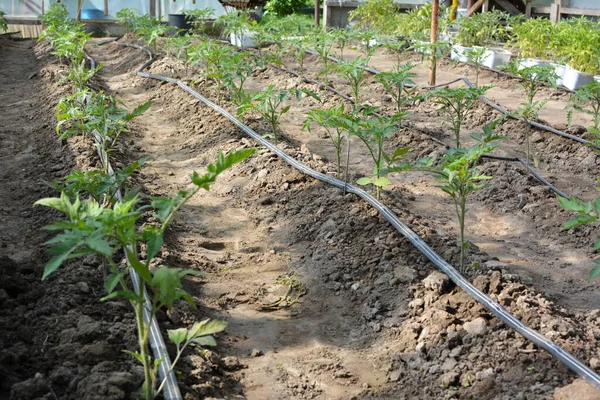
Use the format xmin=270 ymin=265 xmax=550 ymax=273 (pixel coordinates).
xmin=116 ymin=8 xmax=600 ymax=282
xmin=35 ymin=4 xmax=257 ymax=399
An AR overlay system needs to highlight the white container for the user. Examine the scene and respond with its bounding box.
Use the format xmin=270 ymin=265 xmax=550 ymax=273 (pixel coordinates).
xmin=518 ymin=58 xmax=549 ymax=70
xmin=482 ymin=48 xmax=511 ymax=69
xmin=563 ymin=65 xmax=595 ymax=91
xmin=549 ymin=63 xmax=566 ymax=87
xmin=451 ymin=44 xmax=472 ymax=62
xmin=230 ymin=31 xmax=257 ymax=48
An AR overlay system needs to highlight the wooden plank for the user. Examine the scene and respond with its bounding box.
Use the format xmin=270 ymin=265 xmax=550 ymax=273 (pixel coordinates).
xmin=532 ymin=6 xmax=600 ymax=17
xmin=466 ymin=0 xmax=486 ymax=16
xmin=495 ymin=0 xmax=520 ymax=15
xmin=550 ymin=3 xmax=560 ymax=22
xmin=150 ymin=0 xmax=156 ymax=17
xmin=324 ymin=1 xmax=418 ymax=8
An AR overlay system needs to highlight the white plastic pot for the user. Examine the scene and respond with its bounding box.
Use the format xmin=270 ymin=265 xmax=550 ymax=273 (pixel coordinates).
xmin=518 ymin=58 xmax=549 ymax=70
xmin=230 ymin=31 xmax=257 ymax=48
xmin=482 ymin=48 xmax=511 ymax=69
xmin=549 ymin=63 xmax=566 ymax=87
xmin=563 ymin=65 xmax=595 ymax=91
xmin=451 ymin=44 xmax=472 ymax=63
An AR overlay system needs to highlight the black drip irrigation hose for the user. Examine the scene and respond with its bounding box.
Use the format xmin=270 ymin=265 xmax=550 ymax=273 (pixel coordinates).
xmin=267 ymin=54 xmax=571 ymax=199
xmin=85 ymin=45 xmax=182 ymax=400
xmin=108 ymin=38 xmax=600 ymax=392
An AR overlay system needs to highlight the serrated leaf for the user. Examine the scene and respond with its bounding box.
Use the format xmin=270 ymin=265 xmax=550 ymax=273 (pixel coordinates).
xmin=105 ymin=272 xmax=124 ymax=294
xmin=188 ymin=319 xmax=228 ymax=339
xmin=144 ymin=227 xmax=163 ymax=261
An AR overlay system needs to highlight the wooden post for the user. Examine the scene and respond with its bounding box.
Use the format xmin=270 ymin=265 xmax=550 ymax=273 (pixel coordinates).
xmin=104 ymin=0 xmax=108 ymax=16
xmin=429 ymin=0 xmax=439 ymax=86
xmin=482 ymin=0 xmax=489 ymax=12
xmin=525 ymin=0 xmax=532 ymax=18
xmin=76 ymin=0 xmax=83 ymax=20
xmin=466 ymin=0 xmax=485 ymax=16
xmin=550 ymin=3 xmax=560 ymax=22
xmin=314 ymin=0 xmax=320 ymax=27
xmin=150 ymin=0 xmax=156 ymax=17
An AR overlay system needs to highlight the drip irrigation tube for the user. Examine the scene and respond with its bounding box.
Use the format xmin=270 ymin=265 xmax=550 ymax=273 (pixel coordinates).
xmin=85 ymin=48 xmax=182 ymax=400
xmin=267 ymin=56 xmax=572 ymax=200
xmin=110 ymin=39 xmax=600 ymax=392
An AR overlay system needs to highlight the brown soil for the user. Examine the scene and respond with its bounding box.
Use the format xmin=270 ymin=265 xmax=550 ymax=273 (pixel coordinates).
xmin=2 ymin=33 xmax=600 ymax=400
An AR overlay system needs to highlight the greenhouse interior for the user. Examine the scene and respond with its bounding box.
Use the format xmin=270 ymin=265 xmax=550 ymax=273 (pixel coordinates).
xmin=3 ymin=0 xmax=600 ymax=399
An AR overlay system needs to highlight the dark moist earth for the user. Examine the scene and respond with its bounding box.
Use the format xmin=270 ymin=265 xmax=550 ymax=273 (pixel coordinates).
xmin=1 ymin=35 xmax=600 ymax=400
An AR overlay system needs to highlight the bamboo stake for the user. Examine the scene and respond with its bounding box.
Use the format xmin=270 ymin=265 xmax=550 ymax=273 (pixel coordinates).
xmin=429 ymin=0 xmax=439 ymax=86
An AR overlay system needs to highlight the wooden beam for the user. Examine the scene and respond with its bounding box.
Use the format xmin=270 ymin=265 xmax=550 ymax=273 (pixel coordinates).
xmin=531 ymin=6 xmax=600 ymax=17
xmin=466 ymin=0 xmax=485 ymax=16
xmin=495 ymin=0 xmax=520 ymax=15
xmin=482 ymin=0 xmax=489 ymax=12
xmin=550 ymin=3 xmax=560 ymax=22
xmin=150 ymin=0 xmax=156 ymax=17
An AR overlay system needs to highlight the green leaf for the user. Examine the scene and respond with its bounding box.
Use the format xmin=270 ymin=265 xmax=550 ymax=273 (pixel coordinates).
xmin=105 ymin=272 xmax=124 ymax=294
xmin=127 ymin=251 xmax=153 ymax=284
xmin=191 ymin=336 xmax=217 ymax=347
xmin=561 ymin=214 xmax=597 ymax=230
xmin=42 ymin=247 xmax=77 ymax=280
xmin=168 ymin=328 xmax=188 ymax=346
xmin=373 ymin=177 xmax=391 ymax=187
xmin=86 ymin=230 xmax=112 ymax=257
xmin=126 ymin=100 xmax=152 ymax=120
xmin=188 ymin=319 xmax=228 ymax=339
xmin=144 ymin=227 xmax=163 ymax=261
xmin=594 ymin=237 xmax=600 ymax=252
xmin=122 ymin=350 xmax=144 ymax=364
xmin=590 ymin=262 xmax=600 ymax=282
xmin=101 ymin=289 xmax=145 ymax=303
xmin=356 ymin=177 xmax=372 ymax=185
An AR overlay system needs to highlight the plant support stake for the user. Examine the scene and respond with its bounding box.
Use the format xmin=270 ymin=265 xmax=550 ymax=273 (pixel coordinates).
xmin=429 ymin=0 xmax=439 ymax=86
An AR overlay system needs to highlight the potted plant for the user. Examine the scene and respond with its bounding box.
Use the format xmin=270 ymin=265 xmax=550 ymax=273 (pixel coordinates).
xmin=215 ymin=10 xmax=256 ymax=48
xmin=453 ymin=10 xmax=511 ymax=68
xmin=512 ymin=17 xmax=555 ymax=69
xmin=562 ymin=18 xmax=600 ymax=90
xmin=168 ymin=0 xmax=193 ymax=34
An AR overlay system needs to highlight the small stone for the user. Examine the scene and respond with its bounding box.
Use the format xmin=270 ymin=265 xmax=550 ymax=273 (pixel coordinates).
xmin=553 ymin=378 xmax=600 ymax=400
xmin=590 ymin=358 xmax=600 ymax=370
xmin=476 ymin=368 xmax=495 ymax=381
xmin=440 ymin=370 xmax=460 ymax=387
xmin=463 ymin=318 xmax=488 ymax=336
xmin=222 ymin=356 xmax=240 ymax=370
xmin=423 ymin=272 xmax=451 ymax=295
xmin=250 ymin=348 xmax=263 ymax=357
xmin=351 ymin=282 xmax=361 ymax=291
xmin=389 ymin=370 xmax=401 ymax=382
xmin=409 ymin=298 xmax=424 ymax=309
xmin=257 ymin=169 xmax=269 ymax=179
xmin=75 ymin=281 xmax=90 ymax=294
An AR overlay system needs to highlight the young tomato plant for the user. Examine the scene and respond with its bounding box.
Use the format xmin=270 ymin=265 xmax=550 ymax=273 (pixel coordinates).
xmin=185 ymin=8 xmax=215 ymax=35
xmin=224 ymin=51 xmax=260 ymax=104
xmin=56 ymin=91 xmax=152 ymax=159
xmin=374 ymin=62 xmax=419 ymax=114
xmin=423 ymin=121 xmax=503 ymax=272
xmin=566 ymin=80 xmax=600 ymax=144
xmin=36 ymin=149 xmax=255 ymax=400
xmin=464 ymin=47 xmax=488 ymax=87
xmin=238 ymin=84 xmax=319 ymax=139
xmin=51 ymin=159 xmax=145 ymax=206
xmin=313 ymin=32 xmax=336 ymax=85
xmin=335 ymin=57 xmax=370 ymax=109
xmin=349 ymin=109 xmax=409 ymax=200
xmin=303 ymin=104 xmax=354 ymax=178
xmin=429 ymin=85 xmax=491 ymax=148
xmin=558 ymin=193 xmax=600 ymax=281
xmin=503 ymin=61 xmax=557 ymax=166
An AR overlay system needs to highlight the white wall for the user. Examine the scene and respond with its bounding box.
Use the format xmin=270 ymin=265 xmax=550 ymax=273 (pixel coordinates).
xmin=533 ymin=0 xmax=600 ymax=8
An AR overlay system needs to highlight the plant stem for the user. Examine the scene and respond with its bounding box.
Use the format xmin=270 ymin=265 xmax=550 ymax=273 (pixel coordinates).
xmin=459 ymin=192 xmax=467 ymax=273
